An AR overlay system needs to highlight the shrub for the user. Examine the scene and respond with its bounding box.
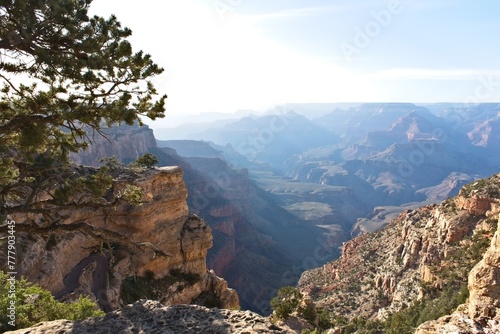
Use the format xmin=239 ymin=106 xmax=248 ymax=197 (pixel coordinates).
xmin=0 ymin=271 xmax=104 ymax=331
xmin=270 ymin=286 xmax=302 ymax=320
xmin=316 ymin=308 xmax=334 ymax=329
xmin=120 ymin=270 xmax=202 ymax=304
xmin=298 ymin=302 xmax=317 ymax=323
xmin=133 ymin=153 xmax=158 ymax=169
xmin=302 ymin=329 xmax=324 ymax=334
xmin=99 ymin=156 xmax=124 ymax=172
xmin=384 ymin=283 xmax=469 ymax=334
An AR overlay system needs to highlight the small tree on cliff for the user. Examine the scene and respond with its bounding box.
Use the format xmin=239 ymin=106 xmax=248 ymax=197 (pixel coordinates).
xmin=133 ymin=153 xmax=159 ymax=169
xmin=0 ymin=0 xmax=166 ymax=221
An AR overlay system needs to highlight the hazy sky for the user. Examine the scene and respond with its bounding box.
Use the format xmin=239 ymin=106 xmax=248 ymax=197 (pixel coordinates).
xmin=90 ymin=0 xmax=500 ymax=127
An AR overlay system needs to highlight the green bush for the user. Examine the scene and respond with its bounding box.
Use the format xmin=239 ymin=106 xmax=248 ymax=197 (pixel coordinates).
xmin=316 ymin=308 xmax=334 ymax=329
xmin=0 ymin=271 xmax=104 ymax=331
xmin=133 ymin=153 xmax=159 ymax=169
xmin=270 ymin=286 xmax=303 ymax=320
xmin=120 ymin=269 xmax=202 ymax=305
xmin=298 ymin=302 xmax=317 ymax=323
xmin=302 ymin=329 xmax=324 ymax=334
xmin=384 ymin=283 xmax=469 ymax=334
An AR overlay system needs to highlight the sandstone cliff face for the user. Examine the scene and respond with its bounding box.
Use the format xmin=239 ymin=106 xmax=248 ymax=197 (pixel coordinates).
xmin=468 ymin=220 xmax=500 ymax=320
xmin=416 ymin=210 xmax=500 ymax=333
xmin=298 ymin=174 xmax=500 ymax=323
xmin=3 ymin=167 xmax=238 ymax=311
xmin=455 ymin=195 xmax=499 ymax=216
xmin=6 ymin=300 xmax=295 ymax=334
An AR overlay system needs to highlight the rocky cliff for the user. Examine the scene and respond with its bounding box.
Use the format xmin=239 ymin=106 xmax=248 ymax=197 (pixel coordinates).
xmin=415 ymin=176 xmax=500 ymax=333
xmin=6 ymin=300 xmax=295 ymax=334
xmin=298 ymin=173 xmax=500 ymax=331
xmin=66 ymin=123 xmax=334 ymax=314
xmin=415 ymin=220 xmax=500 ymax=333
xmin=3 ymin=167 xmax=239 ymax=312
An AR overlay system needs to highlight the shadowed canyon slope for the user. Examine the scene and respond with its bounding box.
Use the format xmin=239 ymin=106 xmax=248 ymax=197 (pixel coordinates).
xmin=61 ymin=123 xmax=339 ymax=313
xmin=158 ymin=103 xmax=500 ymax=235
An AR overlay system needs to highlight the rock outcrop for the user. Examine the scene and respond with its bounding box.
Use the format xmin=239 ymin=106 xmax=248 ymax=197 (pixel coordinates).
xmin=5 ymin=300 xmax=295 ymax=334
xmin=65 ymin=122 xmax=336 ymax=314
xmin=455 ymin=195 xmax=499 ymax=216
xmin=468 ymin=222 xmax=500 ymax=320
xmin=298 ymin=174 xmax=500 ymax=324
xmin=3 ymin=167 xmax=239 ymax=311
xmin=415 ymin=211 xmax=500 ymax=333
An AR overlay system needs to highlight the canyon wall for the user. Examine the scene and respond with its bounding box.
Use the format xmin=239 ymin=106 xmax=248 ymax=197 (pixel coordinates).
xmin=416 ymin=208 xmax=500 ymax=333
xmin=70 ymin=123 xmax=157 ymax=166
xmin=65 ymin=123 xmax=334 ymax=313
xmin=2 ymin=167 xmax=238 ymax=311
xmin=298 ymin=174 xmax=500 ymax=328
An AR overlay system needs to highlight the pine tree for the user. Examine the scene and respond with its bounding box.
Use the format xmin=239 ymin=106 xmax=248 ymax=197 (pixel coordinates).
xmin=0 ymin=0 xmax=166 ymax=221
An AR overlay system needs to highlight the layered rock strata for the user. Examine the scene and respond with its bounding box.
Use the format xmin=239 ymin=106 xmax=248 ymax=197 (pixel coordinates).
xmin=3 ymin=167 xmax=238 ymax=311
xmin=416 ymin=211 xmax=500 ymax=333
xmin=298 ymin=181 xmax=500 ymax=321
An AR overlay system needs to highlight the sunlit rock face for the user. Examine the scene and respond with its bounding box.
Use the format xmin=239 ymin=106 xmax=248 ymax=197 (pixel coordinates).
xmin=416 ymin=211 xmax=500 ymax=334
xmin=4 ymin=167 xmax=239 ymax=311
xmin=299 ymin=177 xmax=500 ymax=324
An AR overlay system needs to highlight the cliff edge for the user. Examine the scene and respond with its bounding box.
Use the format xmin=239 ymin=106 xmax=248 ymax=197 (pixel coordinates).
xmin=2 ymin=166 xmax=239 ymax=312
xmin=5 ymin=300 xmax=295 ymax=334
